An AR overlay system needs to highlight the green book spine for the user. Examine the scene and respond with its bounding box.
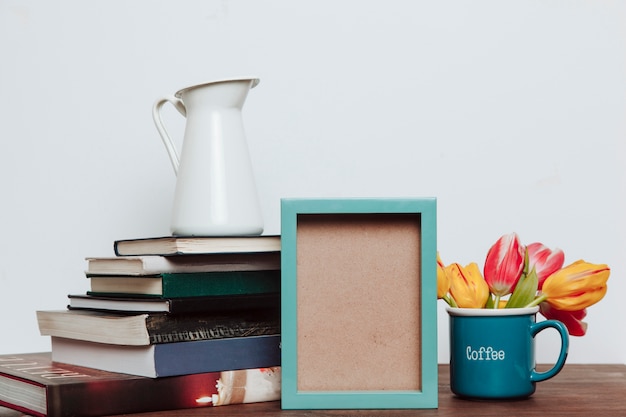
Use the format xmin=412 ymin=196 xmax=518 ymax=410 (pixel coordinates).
xmin=160 ymin=270 xmax=280 ymax=298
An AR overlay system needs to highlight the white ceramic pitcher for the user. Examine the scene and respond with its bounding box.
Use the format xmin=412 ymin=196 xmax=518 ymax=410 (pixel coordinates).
xmin=152 ymin=77 xmax=264 ymax=236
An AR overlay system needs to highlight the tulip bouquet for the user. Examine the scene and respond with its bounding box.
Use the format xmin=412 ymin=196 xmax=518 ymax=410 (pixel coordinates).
xmin=437 ymin=233 xmax=610 ymax=336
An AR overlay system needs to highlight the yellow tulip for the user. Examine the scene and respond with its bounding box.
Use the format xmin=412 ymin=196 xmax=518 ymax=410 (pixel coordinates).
xmin=540 ymin=260 xmax=610 ymax=311
xmin=437 ymin=252 xmax=450 ymax=299
xmin=447 ymin=262 xmax=490 ymax=308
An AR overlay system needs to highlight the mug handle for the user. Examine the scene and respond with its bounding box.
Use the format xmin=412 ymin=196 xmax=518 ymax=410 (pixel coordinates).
xmin=151 ymin=95 xmax=187 ymax=175
xmin=529 ymin=320 xmax=569 ymax=382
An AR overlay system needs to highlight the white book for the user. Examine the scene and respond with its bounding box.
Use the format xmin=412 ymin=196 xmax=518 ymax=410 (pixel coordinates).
xmin=113 ymin=235 xmax=281 ymax=256
xmin=86 ymin=252 xmax=280 ymax=276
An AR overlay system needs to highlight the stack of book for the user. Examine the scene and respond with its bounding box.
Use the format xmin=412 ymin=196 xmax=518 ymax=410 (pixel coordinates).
xmin=0 ymin=235 xmax=283 ymax=417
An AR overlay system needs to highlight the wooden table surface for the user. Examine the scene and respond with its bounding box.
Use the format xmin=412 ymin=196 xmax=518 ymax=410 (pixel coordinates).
xmin=107 ymin=364 xmax=625 ymax=417
xmin=0 ymin=364 xmax=626 ymax=417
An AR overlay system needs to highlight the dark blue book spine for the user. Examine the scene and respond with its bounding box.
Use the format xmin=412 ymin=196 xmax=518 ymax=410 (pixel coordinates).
xmin=154 ymin=334 xmax=281 ymax=377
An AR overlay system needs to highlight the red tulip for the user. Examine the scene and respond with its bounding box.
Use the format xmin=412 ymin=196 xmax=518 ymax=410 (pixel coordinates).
xmin=484 ymin=233 xmax=525 ymax=297
xmin=539 ymin=302 xmax=588 ymax=336
xmin=527 ymin=242 xmax=565 ymax=289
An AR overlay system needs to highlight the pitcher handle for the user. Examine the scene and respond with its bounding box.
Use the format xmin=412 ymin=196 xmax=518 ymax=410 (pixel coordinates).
xmin=529 ymin=320 xmax=569 ymax=382
xmin=152 ymin=95 xmax=187 ymax=174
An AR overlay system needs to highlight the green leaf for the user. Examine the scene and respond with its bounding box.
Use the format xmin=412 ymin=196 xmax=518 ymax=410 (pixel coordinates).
xmin=523 ymin=247 xmax=530 ymax=275
xmin=506 ymin=268 xmax=539 ymax=308
xmin=485 ymin=293 xmax=495 ymax=309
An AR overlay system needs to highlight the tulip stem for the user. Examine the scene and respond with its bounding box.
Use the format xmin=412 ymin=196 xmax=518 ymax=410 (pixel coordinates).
xmin=525 ymin=294 xmax=548 ymax=308
xmin=443 ymin=294 xmax=458 ymax=308
xmin=493 ymin=295 xmax=501 ymax=309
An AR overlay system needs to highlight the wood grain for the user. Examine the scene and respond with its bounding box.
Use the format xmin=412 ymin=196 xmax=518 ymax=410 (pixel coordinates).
xmin=103 ymin=364 xmax=626 ymax=417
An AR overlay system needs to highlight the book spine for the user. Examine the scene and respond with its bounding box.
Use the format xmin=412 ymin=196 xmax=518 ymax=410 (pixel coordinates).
xmin=113 ymin=236 xmax=281 ymax=256
xmin=165 ymin=293 xmax=280 ymax=314
xmin=146 ymin=311 xmax=280 ymax=344
xmin=155 ymin=335 xmax=281 ymax=377
xmin=87 ymin=270 xmax=281 ymax=298
xmin=86 ymin=252 xmax=281 ymax=275
xmin=160 ymin=270 xmax=280 ymax=298
xmin=50 ymin=335 xmax=282 ymax=378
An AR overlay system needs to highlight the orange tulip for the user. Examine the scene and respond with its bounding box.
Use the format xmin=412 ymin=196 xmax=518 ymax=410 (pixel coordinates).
xmin=437 ymin=252 xmax=450 ymax=299
xmin=540 ymin=260 xmax=610 ymax=311
xmin=447 ymin=262 xmax=490 ymax=308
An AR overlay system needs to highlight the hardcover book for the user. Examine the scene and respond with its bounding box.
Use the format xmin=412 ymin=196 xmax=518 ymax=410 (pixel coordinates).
xmin=0 ymin=406 xmax=27 ymax=417
xmin=0 ymin=352 xmax=280 ymax=417
xmin=85 ymin=269 xmax=281 ymax=298
xmin=114 ymin=235 xmax=281 ymax=256
xmin=86 ymin=252 xmax=280 ymax=275
xmin=37 ymin=308 xmax=280 ymax=345
xmin=50 ymin=334 xmax=281 ymax=378
xmin=66 ymin=292 xmax=280 ymax=314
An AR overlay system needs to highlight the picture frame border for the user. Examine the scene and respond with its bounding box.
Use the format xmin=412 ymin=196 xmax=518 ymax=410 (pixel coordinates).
xmin=280 ymin=197 xmax=438 ymax=409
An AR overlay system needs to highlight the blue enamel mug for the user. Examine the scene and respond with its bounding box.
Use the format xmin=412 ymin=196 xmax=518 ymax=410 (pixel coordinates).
xmin=447 ymin=306 xmax=569 ymax=400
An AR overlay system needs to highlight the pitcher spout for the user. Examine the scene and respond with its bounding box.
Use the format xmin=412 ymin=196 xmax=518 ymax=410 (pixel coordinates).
xmin=177 ymin=78 xmax=259 ymax=110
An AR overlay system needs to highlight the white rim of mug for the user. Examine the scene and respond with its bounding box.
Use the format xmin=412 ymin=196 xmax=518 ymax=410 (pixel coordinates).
xmin=446 ymin=306 xmax=540 ymax=316
xmin=175 ymin=77 xmax=260 ymax=97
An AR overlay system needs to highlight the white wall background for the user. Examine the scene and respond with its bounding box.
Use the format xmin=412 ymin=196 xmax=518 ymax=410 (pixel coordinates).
xmin=1 ymin=1 xmax=624 ymax=364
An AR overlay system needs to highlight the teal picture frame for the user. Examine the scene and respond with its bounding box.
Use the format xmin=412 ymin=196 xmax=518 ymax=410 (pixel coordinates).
xmin=280 ymin=198 xmax=438 ymax=409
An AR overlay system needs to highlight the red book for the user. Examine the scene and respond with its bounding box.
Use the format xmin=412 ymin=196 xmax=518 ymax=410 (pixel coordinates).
xmin=0 ymin=352 xmax=280 ymax=417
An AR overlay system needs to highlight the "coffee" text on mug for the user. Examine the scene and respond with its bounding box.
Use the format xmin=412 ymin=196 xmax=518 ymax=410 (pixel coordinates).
xmin=466 ymin=346 xmax=505 ymax=361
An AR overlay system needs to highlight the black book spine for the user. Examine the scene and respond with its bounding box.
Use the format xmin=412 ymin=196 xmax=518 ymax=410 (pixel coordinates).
xmin=146 ymin=309 xmax=280 ymax=344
